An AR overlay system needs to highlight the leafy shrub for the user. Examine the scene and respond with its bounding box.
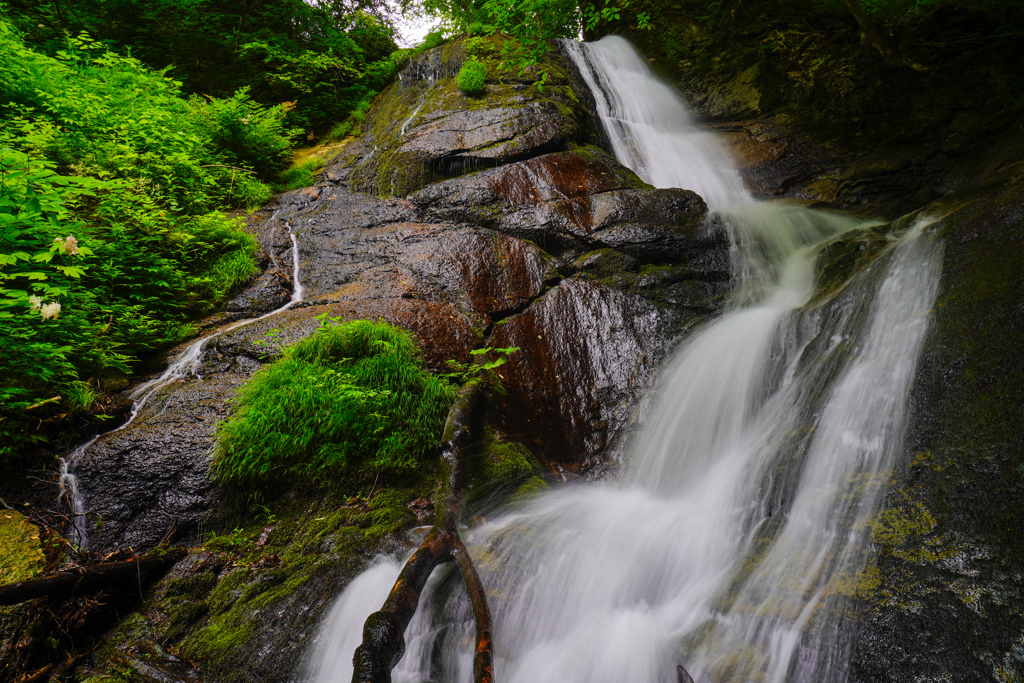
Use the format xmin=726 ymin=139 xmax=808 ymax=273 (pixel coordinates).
xmin=0 ymin=149 xmax=259 ymax=454
xmin=463 ymin=37 xmax=497 ymax=60
xmin=0 ymin=24 xmax=291 ymax=212
xmin=467 ymin=22 xmax=496 ymax=36
xmin=458 ymin=60 xmax=488 ymax=95
xmin=188 ymin=88 xmax=296 ymax=178
xmin=0 ymin=23 xmax=270 ymax=462
xmin=3 ymin=0 xmax=400 ymax=137
xmin=214 ymin=320 xmax=456 ymax=488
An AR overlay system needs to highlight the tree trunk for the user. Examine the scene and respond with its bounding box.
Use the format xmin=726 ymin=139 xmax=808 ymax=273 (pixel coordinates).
xmin=351 ymin=380 xmax=494 ymax=683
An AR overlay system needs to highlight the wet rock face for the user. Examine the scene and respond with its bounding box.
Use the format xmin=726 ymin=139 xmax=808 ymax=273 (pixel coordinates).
xmin=488 ymin=277 xmax=703 ymax=469
xmin=850 ymin=178 xmax=1024 ymax=682
xmin=413 ymin=149 xmax=722 ymax=263
xmin=74 ymin=373 xmax=246 ymax=550
xmin=73 ymin=36 xmax=734 ymax=555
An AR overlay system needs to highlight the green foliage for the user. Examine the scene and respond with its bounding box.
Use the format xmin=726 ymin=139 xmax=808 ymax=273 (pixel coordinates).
xmin=188 ymin=88 xmax=297 ymax=178
xmin=425 ymin=0 xmax=639 ymax=66
xmin=214 ymin=319 xmax=458 ymax=488
xmin=458 ymin=59 xmax=488 ymax=94
xmin=463 ymin=36 xmax=496 ymax=60
xmin=3 ymin=0 xmax=401 ymax=136
xmin=275 ymin=157 xmax=327 ymax=193
xmin=469 ymin=345 xmax=519 ymax=370
xmin=467 ymin=22 xmax=496 ymax=35
xmin=0 ymin=24 xmax=292 ymax=212
xmin=0 ymin=22 xmax=268 ymax=462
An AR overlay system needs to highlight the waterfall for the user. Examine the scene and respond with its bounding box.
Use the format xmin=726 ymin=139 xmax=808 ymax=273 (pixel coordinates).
xmin=307 ymin=37 xmax=942 ymax=683
xmin=58 ymin=217 xmax=305 ymax=549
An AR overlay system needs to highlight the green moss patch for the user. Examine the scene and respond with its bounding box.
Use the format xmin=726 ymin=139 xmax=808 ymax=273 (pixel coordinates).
xmin=467 ymin=430 xmax=548 ymax=511
xmin=0 ymin=512 xmax=44 ymax=584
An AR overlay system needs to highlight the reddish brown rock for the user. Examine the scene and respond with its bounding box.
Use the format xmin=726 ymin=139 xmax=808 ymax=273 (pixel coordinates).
xmin=487 ymin=277 xmax=696 ymax=468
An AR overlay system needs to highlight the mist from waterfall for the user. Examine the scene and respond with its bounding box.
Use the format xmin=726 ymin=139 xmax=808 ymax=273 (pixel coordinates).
xmin=307 ymin=35 xmax=943 ymax=683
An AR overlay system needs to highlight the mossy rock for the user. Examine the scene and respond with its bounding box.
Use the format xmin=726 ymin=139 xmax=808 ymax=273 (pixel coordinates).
xmin=0 ymin=511 xmax=44 ymax=584
xmin=82 ymin=472 xmax=433 ymax=683
xmin=0 ymin=511 xmax=45 ymax=667
xmin=467 ymin=430 xmax=548 ymax=512
xmin=347 ymin=37 xmax=588 ymax=198
xmin=851 ymin=176 xmax=1024 ymax=682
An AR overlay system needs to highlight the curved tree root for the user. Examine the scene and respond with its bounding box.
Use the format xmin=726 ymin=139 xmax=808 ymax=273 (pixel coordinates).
xmin=352 ymin=380 xmax=494 ymax=683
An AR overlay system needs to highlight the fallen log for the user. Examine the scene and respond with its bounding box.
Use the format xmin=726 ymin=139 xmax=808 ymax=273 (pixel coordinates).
xmin=0 ymin=547 xmax=187 ymax=606
xmin=352 ymin=379 xmax=493 ymax=683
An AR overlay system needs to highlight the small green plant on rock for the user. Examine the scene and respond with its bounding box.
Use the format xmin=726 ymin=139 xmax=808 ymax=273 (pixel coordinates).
xmin=445 ymin=345 xmax=519 ymax=392
xmin=458 ymin=59 xmax=488 ymax=95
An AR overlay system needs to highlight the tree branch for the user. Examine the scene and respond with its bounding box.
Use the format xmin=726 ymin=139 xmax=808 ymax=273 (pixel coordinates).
xmin=351 ymin=379 xmax=494 ymax=683
xmin=0 ymin=548 xmax=187 ymax=606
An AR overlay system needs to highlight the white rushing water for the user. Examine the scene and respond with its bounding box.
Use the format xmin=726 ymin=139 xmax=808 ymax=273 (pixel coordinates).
xmin=58 ymin=217 xmax=305 ymax=549
xmin=308 ymin=36 xmax=943 ymax=683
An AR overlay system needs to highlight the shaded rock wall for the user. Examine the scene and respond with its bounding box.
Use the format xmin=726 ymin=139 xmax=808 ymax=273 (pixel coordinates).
xmin=602 ymin=1 xmax=1024 ymax=219
xmin=850 ymin=177 xmax=1024 ymax=682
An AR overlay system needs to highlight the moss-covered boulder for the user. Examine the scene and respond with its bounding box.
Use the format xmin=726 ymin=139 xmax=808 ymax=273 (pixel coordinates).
xmin=344 ymin=36 xmax=588 ymax=197
xmin=79 ymin=485 xmax=428 ymax=683
xmin=0 ymin=511 xmax=45 ymax=671
xmin=0 ymin=511 xmax=44 ymax=585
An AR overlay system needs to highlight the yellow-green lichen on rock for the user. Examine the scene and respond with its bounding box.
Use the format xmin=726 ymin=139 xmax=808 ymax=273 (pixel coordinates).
xmin=851 ymin=174 xmax=1024 ymax=682
xmin=0 ymin=511 xmax=46 ymax=670
xmin=0 ymin=511 xmax=44 ymax=585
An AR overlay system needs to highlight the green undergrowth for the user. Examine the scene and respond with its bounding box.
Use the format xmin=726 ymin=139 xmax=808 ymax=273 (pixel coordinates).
xmin=214 ymin=319 xmax=457 ymax=488
xmin=0 ymin=20 xmax=289 ymax=463
xmin=274 ymin=156 xmax=327 ymax=192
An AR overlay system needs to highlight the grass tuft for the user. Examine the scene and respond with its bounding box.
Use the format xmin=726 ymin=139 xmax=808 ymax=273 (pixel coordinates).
xmin=214 ymin=319 xmax=456 ymax=488
xmin=275 ymin=156 xmax=327 ymax=192
xmin=458 ymin=59 xmax=488 ymax=96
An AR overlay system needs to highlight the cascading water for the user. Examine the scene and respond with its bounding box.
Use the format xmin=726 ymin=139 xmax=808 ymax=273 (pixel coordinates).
xmin=58 ymin=216 xmax=305 ymax=549
xmin=307 ymin=36 xmax=943 ymax=683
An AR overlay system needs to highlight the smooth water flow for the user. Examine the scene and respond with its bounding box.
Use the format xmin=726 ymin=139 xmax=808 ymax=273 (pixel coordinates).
xmin=58 ymin=217 xmax=305 ymax=549
xmin=563 ymin=36 xmax=749 ymax=210
xmin=308 ymin=36 xmax=943 ymax=683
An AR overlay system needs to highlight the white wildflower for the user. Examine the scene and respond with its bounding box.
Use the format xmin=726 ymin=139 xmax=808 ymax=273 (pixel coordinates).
xmin=54 ymin=234 xmax=80 ymax=255
xmin=28 ymin=295 xmax=43 ymax=311
xmin=40 ymin=302 xmax=61 ymax=320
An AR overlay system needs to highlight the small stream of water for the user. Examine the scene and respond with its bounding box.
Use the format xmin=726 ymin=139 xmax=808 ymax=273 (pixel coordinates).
xmin=307 ymin=36 xmax=944 ymax=683
xmin=58 ymin=216 xmax=305 ymax=549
